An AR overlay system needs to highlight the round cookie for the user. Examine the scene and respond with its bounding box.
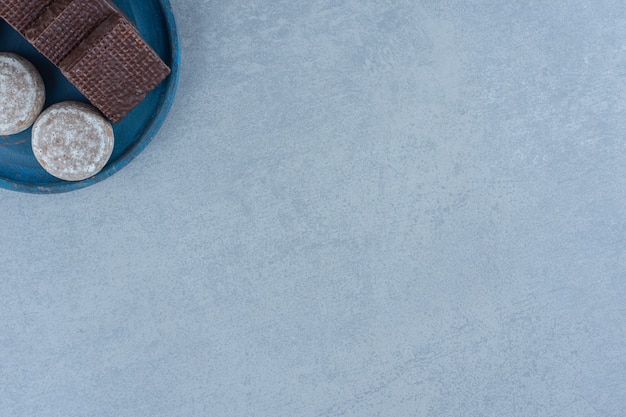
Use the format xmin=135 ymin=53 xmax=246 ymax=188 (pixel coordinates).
xmin=0 ymin=53 xmax=46 ymax=136
xmin=32 ymin=101 xmax=114 ymax=181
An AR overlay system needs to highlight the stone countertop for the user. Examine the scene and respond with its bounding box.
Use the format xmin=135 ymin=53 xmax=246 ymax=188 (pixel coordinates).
xmin=1 ymin=1 xmax=625 ymax=415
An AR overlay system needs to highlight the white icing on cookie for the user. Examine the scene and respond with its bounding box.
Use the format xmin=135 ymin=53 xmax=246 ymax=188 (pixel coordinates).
xmin=32 ymin=101 xmax=114 ymax=181
xmin=0 ymin=53 xmax=46 ymax=135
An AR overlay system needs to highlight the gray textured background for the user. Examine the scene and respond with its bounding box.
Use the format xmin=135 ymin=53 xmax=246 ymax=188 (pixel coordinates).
xmin=2 ymin=1 xmax=626 ymax=416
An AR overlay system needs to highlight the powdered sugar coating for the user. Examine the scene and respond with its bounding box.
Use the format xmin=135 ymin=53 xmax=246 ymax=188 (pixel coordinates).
xmin=32 ymin=101 xmax=114 ymax=181
xmin=0 ymin=53 xmax=46 ymax=135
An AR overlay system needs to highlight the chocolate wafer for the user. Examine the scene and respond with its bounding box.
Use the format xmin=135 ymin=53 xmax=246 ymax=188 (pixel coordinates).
xmin=25 ymin=0 xmax=115 ymax=65
xmin=24 ymin=0 xmax=73 ymax=42
xmin=2 ymin=0 xmax=171 ymax=123
xmin=60 ymin=13 xmax=171 ymax=123
xmin=0 ymin=0 xmax=53 ymax=34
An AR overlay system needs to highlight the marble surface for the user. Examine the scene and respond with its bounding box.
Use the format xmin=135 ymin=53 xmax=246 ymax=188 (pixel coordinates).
xmin=1 ymin=1 xmax=626 ymax=415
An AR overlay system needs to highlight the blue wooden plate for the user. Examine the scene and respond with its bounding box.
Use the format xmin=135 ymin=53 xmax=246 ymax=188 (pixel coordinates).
xmin=0 ymin=0 xmax=180 ymax=193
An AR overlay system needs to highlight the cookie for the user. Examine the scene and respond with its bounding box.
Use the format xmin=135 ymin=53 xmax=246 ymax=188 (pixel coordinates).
xmin=31 ymin=101 xmax=114 ymax=181
xmin=0 ymin=53 xmax=46 ymax=136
